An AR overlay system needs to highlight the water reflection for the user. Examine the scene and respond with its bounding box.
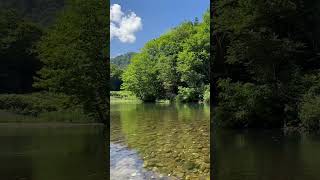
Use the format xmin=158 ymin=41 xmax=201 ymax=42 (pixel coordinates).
xmin=215 ymin=129 xmax=320 ymax=180
xmin=111 ymin=103 xmax=210 ymax=179
xmin=0 ymin=125 xmax=106 ymax=180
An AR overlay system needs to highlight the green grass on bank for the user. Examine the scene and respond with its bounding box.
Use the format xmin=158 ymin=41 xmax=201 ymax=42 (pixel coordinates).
xmin=110 ymin=91 xmax=171 ymax=104
xmin=0 ymin=110 xmax=93 ymax=123
xmin=0 ymin=93 xmax=93 ymax=123
xmin=110 ymin=91 xmax=141 ymax=103
xmin=110 ymin=91 xmax=209 ymax=104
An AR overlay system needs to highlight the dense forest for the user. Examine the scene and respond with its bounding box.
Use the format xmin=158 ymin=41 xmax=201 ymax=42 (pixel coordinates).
xmin=0 ymin=0 xmax=109 ymax=123
xmin=110 ymin=52 xmax=135 ymax=91
xmin=0 ymin=0 xmax=65 ymax=25
xmin=212 ymin=0 xmax=320 ymax=131
xmin=0 ymin=9 xmax=43 ymax=93
xmin=119 ymin=12 xmax=210 ymax=103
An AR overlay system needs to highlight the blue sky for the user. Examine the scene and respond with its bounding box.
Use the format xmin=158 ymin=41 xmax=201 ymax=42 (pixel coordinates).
xmin=110 ymin=0 xmax=209 ymax=57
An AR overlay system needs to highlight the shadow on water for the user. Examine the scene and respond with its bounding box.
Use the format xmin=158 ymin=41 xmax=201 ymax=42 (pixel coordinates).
xmin=0 ymin=125 xmax=106 ymax=180
xmin=215 ymin=129 xmax=320 ymax=180
xmin=110 ymin=103 xmax=210 ymax=180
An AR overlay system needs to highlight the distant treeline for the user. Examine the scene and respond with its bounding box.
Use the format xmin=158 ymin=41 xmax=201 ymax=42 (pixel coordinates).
xmin=212 ymin=0 xmax=320 ymax=131
xmin=0 ymin=0 xmax=65 ymax=25
xmin=115 ymin=11 xmax=210 ymax=103
xmin=110 ymin=52 xmax=135 ymax=91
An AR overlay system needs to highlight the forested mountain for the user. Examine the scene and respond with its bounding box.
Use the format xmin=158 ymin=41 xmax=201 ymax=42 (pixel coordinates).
xmin=212 ymin=0 xmax=320 ymax=131
xmin=111 ymin=52 xmax=136 ymax=69
xmin=0 ymin=0 xmax=65 ymax=26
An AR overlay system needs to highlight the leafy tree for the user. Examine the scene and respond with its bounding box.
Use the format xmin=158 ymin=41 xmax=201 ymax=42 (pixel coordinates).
xmin=0 ymin=9 xmax=43 ymax=93
xmin=122 ymin=11 xmax=210 ymax=102
xmin=213 ymin=0 xmax=320 ymax=130
xmin=177 ymin=11 xmax=210 ymax=88
xmin=35 ymin=0 xmax=109 ymax=123
xmin=122 ymin=51 xmax=164 ymax=102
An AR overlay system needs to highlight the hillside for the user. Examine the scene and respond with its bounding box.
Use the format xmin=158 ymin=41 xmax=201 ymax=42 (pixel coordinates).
xmin=111 ymin=52 xmax=136 ymax=69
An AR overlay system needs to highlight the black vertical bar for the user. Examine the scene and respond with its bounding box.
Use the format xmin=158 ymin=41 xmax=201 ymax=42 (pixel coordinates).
xmin=210 ymin=0 xmax=215 ymax=179
xmin=105 ymin=0 xmax=110 ymax=179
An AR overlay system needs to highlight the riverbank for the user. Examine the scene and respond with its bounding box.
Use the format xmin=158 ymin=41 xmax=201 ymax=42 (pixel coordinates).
xmin=110 ymin=91 xmax=141 ymax=104
xmin=0 ymin=93 xmax=94 ymax=123
xmin=0 ymin=122 xmax=104 ymax=127
xmin=111 ymin=91 xmax=209 ymax=105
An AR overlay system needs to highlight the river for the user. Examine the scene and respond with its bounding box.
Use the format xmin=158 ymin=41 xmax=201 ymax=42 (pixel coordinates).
xmin=214 ymin=129 xmax=320 ymax=180
xmin=110 ymin=103 xmax=210 ymax=180
xmin=0 ymin=124 xmax=107 ymax=180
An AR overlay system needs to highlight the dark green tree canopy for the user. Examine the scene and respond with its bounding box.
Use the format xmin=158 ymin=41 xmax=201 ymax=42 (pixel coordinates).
xmin=213 ymin=0 xmax=320 ymax=130
xmin=0 ymin=9 xmax=43 ymax=93
xmin=35 ymin=0 xmax=109 ymax=123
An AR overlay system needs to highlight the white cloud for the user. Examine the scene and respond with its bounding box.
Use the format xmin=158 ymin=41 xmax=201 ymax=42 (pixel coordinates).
xmin=110 ymin=4 xmax=142 ymax=43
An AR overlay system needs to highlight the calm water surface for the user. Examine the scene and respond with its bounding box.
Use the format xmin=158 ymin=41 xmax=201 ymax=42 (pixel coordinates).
xmin=215 ymin=129 xmax=320 ymax=180
xmin=110 ymin=103 xmax=210 ymax=180
xmin=0 ymin=124 xmax=107 ymax=180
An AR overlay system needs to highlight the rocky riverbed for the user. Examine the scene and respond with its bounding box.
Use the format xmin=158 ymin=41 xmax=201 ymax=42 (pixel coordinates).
xmin=111 ymin=103 xmax=210 ymax=180
xmin=111 ymin=143 xmax=177 ymax=180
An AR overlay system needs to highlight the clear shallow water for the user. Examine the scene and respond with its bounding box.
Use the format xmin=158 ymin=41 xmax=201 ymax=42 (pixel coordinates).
xmin=0 ymin=124 xmax=107 ymax=180
xmin=110 ymin=143 xmax=174 ymax=180
xmin=110 ymin=103 xmax=210 ymax=180
xmin=215 ymin=129 xmax=320 ymax=180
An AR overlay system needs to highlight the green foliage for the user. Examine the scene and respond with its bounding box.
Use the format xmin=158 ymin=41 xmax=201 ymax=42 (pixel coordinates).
xmin=0 ymin=109 xmax=91 ymax=123
xmin=0 ymin=93 xmax=73 ymax=116
xmin=110 ymin=52 xmax=135 ymax=91
xmin=298 ymin=72 xmax=320 ymax=130
xmin=203 ymin=85 xmax=210 ymax=104
xmin=214 ymin=79 xmax=283 ymax=128
xmin=35 ymin=0 xmax=109 ymax=123
xmin=176 ymin=87 xmax=199 ymax=103
xmin=0 ymin=9 xmax=43 ymax=93
xmin=213 ymin=0 xmax=320 ymax=130
xmin=111 ymin=52 xmax=135 ymax=69
xmin=110 ymin=91 xmax=137 ymax=99
xmin=110 ymin=64 xmax=123 ymax=91
xmin=122 ymin=11 xmax=210 ymax=102
xmin=122 ymin=52 xmax=164 ymax=102
xmin=0 ymin=0 xmax=65 ymax=26
xmin=299 ymin=95 xmax=320 ymax=131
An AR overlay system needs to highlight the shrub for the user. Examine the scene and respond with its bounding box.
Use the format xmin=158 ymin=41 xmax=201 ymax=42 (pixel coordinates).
xmin=214 ymin=79 xmax=282 ymax=128
xmin=176 ymin=87 xmax=200 ymax=103
xmin=297 ymin=73 xmax=320 ymax=131
xmin=0 ymin=92 xmax=74 ymax=116
xmin=203 ymin=85 xmax=210 ymax=104
xmin=299 ymin=95 xmax=320 ymax=131
xmin=38 ymin=109 xmax=92 ymax=123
